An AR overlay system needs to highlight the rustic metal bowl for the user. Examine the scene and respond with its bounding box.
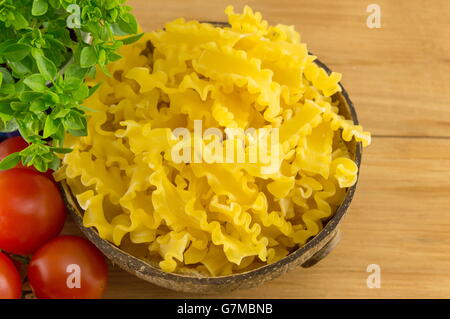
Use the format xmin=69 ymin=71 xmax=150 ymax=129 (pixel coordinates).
xmin=60 ymin=22 xmax=363 ymax=294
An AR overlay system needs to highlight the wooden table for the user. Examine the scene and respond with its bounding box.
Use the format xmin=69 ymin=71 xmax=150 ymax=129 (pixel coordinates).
xmin=62 ymin=0 xmax=450 ymax=298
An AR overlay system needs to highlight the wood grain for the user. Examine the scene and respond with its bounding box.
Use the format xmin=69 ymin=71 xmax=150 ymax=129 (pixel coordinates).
xmin=128 ymin=0 xmax=450 ymax=137
xmin=61 ymin=0 xmax=450 ymax=298
xmin=62 ymin=137 xmax=450 ymax=298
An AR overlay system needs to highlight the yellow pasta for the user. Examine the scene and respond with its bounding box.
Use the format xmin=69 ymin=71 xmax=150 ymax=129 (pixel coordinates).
xmin=55 ymin=5 xmax=371 ymax=276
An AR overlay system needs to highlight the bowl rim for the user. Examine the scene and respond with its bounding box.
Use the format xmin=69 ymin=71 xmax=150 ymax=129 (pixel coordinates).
xmin=61 ymin=23 xmax=363 ymax=286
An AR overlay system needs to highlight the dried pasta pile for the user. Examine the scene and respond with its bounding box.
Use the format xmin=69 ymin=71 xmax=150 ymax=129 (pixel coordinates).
xmin=56 ymin=6 xmax=371 ymax=276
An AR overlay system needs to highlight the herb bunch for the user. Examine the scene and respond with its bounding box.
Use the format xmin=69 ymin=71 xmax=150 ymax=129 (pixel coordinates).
xmin=0 ymin=0 xmax=141 ymax=171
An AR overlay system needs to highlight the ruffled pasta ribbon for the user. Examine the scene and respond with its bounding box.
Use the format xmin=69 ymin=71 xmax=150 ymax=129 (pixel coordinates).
xmin=56 ymin=5 xmax=370 ymax=276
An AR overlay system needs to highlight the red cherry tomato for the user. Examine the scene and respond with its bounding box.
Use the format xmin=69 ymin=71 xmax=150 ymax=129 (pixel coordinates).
xmin=0 ymin=136 xmax=53 ymax=179
xmin=0 ymin=136 xmax=28 ymax=161
xmin=0 ymin=252 xmax=22 ymax=299
xmin=28 ymin=236 xmax=108 ymax=299
xmin=0 ymin=169 xmax=66 ymax=254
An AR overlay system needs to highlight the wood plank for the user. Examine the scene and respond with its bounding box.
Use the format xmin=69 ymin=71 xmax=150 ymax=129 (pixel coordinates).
xmin=62 ymin=137 xmax=450 ymax=298
xmin=60 ymin=0 xmax=450 ymax=299
xmin=127 ymin=0 xmax=450 ymax=137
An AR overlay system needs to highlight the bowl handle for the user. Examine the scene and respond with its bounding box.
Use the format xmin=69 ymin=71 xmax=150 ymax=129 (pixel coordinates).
xmin=301 ymin=229 xmax=341 ymax=268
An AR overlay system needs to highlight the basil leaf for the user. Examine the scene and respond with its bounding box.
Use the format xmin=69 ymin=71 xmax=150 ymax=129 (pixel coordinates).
xmin=72 ymin=83 xmax=89 ymax=100
xmin=0 ymin=152 xmax=21 ymax=170
xmin=67 ymin=128 xmax=87 ymax=136
xmin=0 ymin=119 xmax=19 ymax=133
xmin=9 ymin=58 xmax=34 ymax=77
xmin=0 ymin=83 xmax=15 ymax=95
xmin=0 ymin=68 xmax=14 ymax=84
xmin=43 ymin=116 xmax=59 ymax=138
xmin=109 ymin=52 xmax=122 ymax=62
xmin=0 ymin=103 xmax=14 ymax=117
xmin=63 ymin=110 xmax=86 ymax=130
xmin=50 ymin=147 xmax=72 ymax=154
xmin=88 ymin=82 xmax=101 ymax=97
xmin=47 ymin=156 xmax=60 ymax=171
xmin=86 ymin=66 xmax=97 ymax=78
xmin=11 ymin=101 xmax=27 ymax=111
xmin=64 ymin=63 xmax=88 ymax=79
xmin=23 ymin=74 xmax=47 ymax=92
xmin=52 ymin=106 xmax=71 ymax=119
xmin=31 ymin=48 xmax=57 ymax=81
xmin=12 ymin=12 xmax=29 ymax=30
xmin=121 ymin=33 xmax=144 ymax=45
xmin=64 ymin=77 xmax=83 ymax=90
xmin=32 ymin=0 xmax=49 ymax=16
xmin=77 ymin=104 xmax=98 ymax=113
xmin=48 ymin=0 xmax=60 ymax=9
xmin=0 ymin=40 xmax=16 ymax=53
xmin=105 ymin=0 xmax=119 ymax=10
xmin=30 ymin=99 xmax=49 ymax=113
xmin=112 ymin=13 xmax=138 ymax=35
xmin=80 ymin=46 xmax=97 ymax=68
xmin=19 ymin=91 xmax=42 ymax=103
xmin=2 ymin=44 xmax=30 ymax=62
xmin=33 ymin=158 xmax=47 ymax=172
xmin=98 ymin=49 xmax=106 ymax=66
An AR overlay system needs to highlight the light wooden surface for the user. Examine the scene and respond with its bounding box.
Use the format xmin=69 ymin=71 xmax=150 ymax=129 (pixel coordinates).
xmin=62 ymin=0 xmax=450 ymax=298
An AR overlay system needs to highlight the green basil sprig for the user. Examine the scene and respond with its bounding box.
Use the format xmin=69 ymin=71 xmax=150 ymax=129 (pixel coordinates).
xmin=0 ymin=0 xmax=143 ymax=172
